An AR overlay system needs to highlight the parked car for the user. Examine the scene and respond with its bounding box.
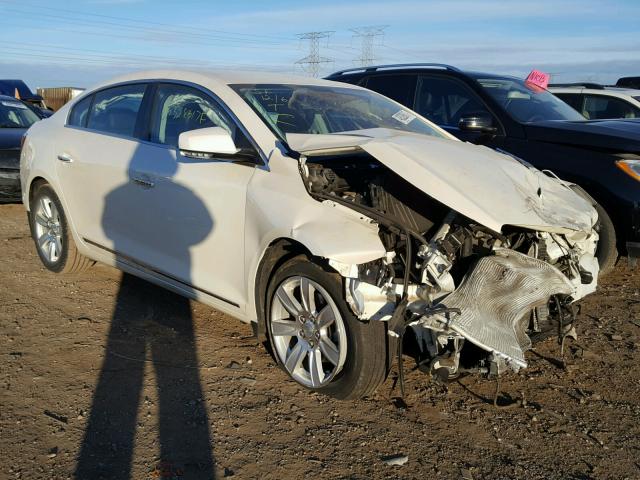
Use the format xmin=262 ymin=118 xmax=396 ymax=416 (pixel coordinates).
xmin=617 ymin=77 xmax=640 ymax=90
xmin=327 ymin=64 xmax=640 ymax=271
xmin=21 ymin=70 xmax=600 ymax=399
xmin=549 ymin=83 xmax=640 ymax=119
xmin=0 ymin=79 xmax=51 ymax=116
xmin=0 ymin=94 xmax=44 ymax=202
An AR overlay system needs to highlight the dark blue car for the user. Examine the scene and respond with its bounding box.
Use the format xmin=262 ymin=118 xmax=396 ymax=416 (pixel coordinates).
xmin=0 ymin=94 xmax=44 ymax=202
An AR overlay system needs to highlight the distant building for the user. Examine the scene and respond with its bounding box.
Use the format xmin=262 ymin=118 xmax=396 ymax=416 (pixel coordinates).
xmin=36 ymin=87 xmax=85 ymax=111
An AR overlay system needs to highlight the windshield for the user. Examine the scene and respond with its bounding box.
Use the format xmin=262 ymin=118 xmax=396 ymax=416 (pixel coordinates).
xmin=0 ymin=99 xmax=40 ymax=128
xmin=231 ymin=84 xmax=446 ymax=140
xmin=474 ymin=77 xmax=585 ymax=123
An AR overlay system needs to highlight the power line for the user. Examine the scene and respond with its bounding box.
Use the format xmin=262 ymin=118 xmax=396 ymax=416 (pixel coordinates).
xmin=0 ymin=0 xmax=295 ymax=43
xmin=295 ymin=31 xmax=334 ymax=78
xmin=351 ymin=25 xmax=388 ymax=67
xmin=0 ymin=7 xmax=296 ymax=48
xmin=4 ymin=18 xmax=296 ymax=52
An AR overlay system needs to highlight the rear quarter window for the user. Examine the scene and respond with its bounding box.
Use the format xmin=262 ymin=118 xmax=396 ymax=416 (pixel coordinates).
xmin=68 ymin=95 xmax=93 ymax=128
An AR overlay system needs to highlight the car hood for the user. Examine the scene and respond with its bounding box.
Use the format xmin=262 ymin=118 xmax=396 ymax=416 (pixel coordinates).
xmin=525 ymin=119 xmax=640 ymax=153
xmin=287 ymin=128 xmax=596 ymax=235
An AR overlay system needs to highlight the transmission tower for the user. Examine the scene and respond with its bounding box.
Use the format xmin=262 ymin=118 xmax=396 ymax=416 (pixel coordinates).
xmin=295 ymin=31 xmax=334 ymax=77
xmin=351 ymin=25 xmax=388 ymax=67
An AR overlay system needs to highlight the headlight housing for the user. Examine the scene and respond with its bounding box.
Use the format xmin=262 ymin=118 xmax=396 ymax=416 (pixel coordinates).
xmin=616 ymin=159 xmax=640 ymax=182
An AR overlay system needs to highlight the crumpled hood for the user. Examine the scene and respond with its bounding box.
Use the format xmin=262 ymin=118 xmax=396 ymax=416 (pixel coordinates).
xmin=287 ymin=128 xmax=597 ymax=235
xmin=525 ymin=119 xmax=640 ymax=153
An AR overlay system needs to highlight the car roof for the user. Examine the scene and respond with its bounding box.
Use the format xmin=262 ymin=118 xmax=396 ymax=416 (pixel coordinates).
xmin=0 ymin=94 xmax=26 ymax=102
xmin=326 ymin=64 xmax=523 ymax=83
xmin=88 ymin=69 xmax=360 ymax=92
xmin=549 ymin=86 xmax=640 ymax=96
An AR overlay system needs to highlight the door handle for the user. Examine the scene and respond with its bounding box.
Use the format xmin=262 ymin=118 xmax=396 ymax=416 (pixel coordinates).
xmin=131 ymin=177 xmax=155 ymax=189
xmin=57 ymin=153 xmax=74 ymax=163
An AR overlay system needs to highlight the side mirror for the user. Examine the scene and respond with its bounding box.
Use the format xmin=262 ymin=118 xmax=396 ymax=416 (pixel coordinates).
xmin=178 ymin=127 xmax=239 ymax=159
xmin=458 ymin=114 xmax=497 ymax=133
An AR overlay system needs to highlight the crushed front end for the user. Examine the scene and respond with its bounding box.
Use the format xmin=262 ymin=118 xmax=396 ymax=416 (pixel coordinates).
xmin=297 ymin=143 xmax=600 ymax=384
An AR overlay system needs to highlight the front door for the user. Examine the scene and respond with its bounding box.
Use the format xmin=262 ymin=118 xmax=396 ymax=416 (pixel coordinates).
xmin=123 ymin=83 xmax=256 ymax=309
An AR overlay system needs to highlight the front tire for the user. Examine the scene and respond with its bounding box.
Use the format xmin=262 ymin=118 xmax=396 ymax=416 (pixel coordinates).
xmin=570 ymin=184 xmax=617 ymax=276
xmin=265 ymin=256 xmax=387 ymax=400
xmin=29 ymin=183 xmax=94 ymax=273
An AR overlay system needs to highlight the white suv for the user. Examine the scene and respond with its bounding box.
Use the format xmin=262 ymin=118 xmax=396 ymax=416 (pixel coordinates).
xmin=549 ymin=83 xmax=640 ymax=120
xmin=21 ymin=70 xmax=600 ymax=399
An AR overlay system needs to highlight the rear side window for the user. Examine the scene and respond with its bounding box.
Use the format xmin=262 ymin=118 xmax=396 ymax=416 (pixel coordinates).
xmin=68 ymin=95 xmax=93 ymax=127
xmin=87 ymin=84 xmax=146 ymax=137
xmin=582 ymin=95 xmax=639 ymax=119
xmin=364 ymin=74 xmax=417 ymax=107
xmin=554 ymin=93 xmax=583 ymax=112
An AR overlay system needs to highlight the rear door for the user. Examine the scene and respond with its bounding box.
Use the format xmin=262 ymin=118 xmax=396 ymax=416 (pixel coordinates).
xmin=55 ymin=82 xmax=150 ymax=250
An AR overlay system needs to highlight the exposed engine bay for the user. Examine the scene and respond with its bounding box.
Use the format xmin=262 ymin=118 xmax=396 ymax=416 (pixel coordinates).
xmin=299 ymin=151 xmax=599 ymax=382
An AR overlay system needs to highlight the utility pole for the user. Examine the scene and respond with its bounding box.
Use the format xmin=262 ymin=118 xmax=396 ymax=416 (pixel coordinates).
xmin=351 ymin=25 xmax=388 ymax=67
xmin=295 ymin=31 xmax=334 ymax=78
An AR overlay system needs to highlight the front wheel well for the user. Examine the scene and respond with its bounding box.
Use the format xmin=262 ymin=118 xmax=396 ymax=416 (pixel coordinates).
xmin=253 ymin=238 xmax=314 ymax=342
xmin=27 ymin=177 xmax=49 ymax=210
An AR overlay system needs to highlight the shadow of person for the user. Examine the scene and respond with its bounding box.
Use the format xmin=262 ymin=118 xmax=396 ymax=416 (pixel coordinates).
xmin=75 ymin=144 xmax=215 ymax=479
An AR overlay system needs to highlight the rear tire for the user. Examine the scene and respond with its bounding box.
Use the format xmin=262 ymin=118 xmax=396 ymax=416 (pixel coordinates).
xmin=265 ymin=256 xmax=387 ymax=400
xmin=29 ymin=183 xmax=94 ymax=273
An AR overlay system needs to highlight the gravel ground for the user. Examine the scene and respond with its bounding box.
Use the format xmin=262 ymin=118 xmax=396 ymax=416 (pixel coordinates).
xmin=1 ymin=202 xmax=639 ymax=480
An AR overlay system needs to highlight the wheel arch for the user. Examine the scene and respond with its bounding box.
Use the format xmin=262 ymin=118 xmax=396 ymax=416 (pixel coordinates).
xmin=252 ymin=238 xmax=314 ymax=342
xmin=27 ymin=176 xmax=50 ymax=211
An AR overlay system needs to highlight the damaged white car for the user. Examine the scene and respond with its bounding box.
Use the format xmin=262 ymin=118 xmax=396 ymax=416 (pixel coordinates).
xmin=21 ymin=71 xmax=600 ymax=399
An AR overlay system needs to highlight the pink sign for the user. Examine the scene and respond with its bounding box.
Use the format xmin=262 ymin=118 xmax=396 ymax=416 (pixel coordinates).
xmin=525 ymin=69 xmax=550 ymax=89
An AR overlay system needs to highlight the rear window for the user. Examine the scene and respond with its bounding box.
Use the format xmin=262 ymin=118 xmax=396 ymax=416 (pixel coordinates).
xmin=86 ymin=84 xmax=146 ymax=137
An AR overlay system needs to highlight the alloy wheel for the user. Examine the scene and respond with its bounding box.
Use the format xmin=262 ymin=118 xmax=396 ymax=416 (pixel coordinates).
xmin=270 ymin=275 xmax=348 ymax=388
xmin=33 ymin=196 xmax=63 ymax=263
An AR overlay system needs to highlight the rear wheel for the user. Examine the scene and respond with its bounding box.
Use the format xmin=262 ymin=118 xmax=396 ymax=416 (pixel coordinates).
xmin=29 ymin=183 xmax=94 ymax=273
xmin=265 ymin=257 xmax=387 ymax=400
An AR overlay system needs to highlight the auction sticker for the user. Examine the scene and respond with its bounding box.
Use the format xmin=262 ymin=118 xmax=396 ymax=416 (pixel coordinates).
xmin=392 ymin=109 xmax=416 ymax=125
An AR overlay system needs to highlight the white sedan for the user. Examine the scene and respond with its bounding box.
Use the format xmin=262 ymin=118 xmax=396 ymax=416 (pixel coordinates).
xmin=21 ymin=70 xmax=600 ymax=399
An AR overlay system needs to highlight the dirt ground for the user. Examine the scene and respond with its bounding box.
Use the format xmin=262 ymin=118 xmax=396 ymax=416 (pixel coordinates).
xmin=1 ymin=202 xmax=639 ymax=480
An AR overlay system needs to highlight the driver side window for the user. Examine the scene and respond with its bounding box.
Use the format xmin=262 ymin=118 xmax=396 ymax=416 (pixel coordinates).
xmin=415 ymin=75 xmax=492 ymax=128
xmin=150 ymin=84 xmax=238 ymax=148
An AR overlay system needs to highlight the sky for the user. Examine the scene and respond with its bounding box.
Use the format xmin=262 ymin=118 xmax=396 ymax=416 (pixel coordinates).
xmin=0 ymin=0 xmax=639 ymax=89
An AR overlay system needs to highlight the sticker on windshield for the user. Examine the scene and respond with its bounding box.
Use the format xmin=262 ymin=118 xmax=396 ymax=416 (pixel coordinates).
xmin=392 ymin=109 xmax=416 ymax=125
xmin=1 ymin=101 xmax=27 ymax=109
